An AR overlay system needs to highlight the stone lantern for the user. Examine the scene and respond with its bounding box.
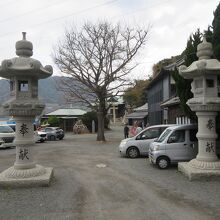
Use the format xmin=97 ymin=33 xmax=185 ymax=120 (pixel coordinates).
xmin=0 ymin=33 xmax=53 ymax=186
xmin=178 ymin=37 xmax=220 ymax=180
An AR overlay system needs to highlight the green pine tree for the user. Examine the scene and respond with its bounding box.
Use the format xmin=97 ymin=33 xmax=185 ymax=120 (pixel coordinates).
xmin=172 ymin=29 xmax=202 ymax=120
xmin=184 ymin=29 xmax=202 ymax=66
xmin=212 ymin=3 xmax=220 ymax=60
xmin=204 ymin=25 xmax=213 ymax=43
xmin=172 ymin=68 xmax=195 ymax=120
xmin=211 ymin=2 xmax=220 ymax=134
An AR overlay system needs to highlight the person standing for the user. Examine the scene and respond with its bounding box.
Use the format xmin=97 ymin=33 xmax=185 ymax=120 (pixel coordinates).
xmin=136 ymin=122 xmax=143 ymax=135
xmin=124 ymin=124 xmax=129 ymax=138
xmin=130 ymin=121 xmax=137 ymax=137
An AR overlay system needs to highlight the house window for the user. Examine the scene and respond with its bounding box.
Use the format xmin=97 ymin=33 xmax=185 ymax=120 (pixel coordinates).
xmin=18 ymin=81 xmax=28 ymax=92
xmin=206 ymin=79 xmax=214 ymax=88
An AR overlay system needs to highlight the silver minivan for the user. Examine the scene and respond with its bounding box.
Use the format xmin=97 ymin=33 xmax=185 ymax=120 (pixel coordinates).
xmin=149 ymin=124 xmax=198 ymax=169
xmin=119 ymin=124 xmax=174 ymax=158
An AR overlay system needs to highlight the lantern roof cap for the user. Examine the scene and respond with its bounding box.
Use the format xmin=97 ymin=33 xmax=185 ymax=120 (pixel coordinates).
xmin=16 ymin=32 xmax=33 ymax=57
xmin=196 ymin=36 xmax=213 ymax=60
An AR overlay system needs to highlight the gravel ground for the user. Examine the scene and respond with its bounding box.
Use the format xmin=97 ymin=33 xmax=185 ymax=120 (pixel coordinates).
xmin=0 ymin=125 xmax=219 ymax=220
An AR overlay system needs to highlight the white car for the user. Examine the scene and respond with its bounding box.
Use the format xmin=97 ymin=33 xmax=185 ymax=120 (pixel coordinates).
xmin=34 ymin=131 xmax=47 ymax=143
xmin=119 ymin=124 xmax=175 ymax=158
xmin=0 ymin=125 xmax=15 ymax=148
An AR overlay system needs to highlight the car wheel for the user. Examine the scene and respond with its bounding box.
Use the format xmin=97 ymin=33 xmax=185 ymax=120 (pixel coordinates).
xmin=127 ymin=147 xmax=139 ymax=158
xmin=156 ymin=156 xmax=170 ymax=169
xmin=49 ymin=135 xmax=56 ymax=141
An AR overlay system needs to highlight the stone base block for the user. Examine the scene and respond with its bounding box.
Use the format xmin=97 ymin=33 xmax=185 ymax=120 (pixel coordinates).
xmin=0 ymin=166 xmax=53 ymax=187
xmin=178 ymin=162 xmax=220 ymax=181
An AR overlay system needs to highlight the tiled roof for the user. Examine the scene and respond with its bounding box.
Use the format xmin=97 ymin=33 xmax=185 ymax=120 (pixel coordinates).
xmin=126 ymin=111 xmax=148 ymax=119
xmin=160 ymin=96 xmax=180 ymax=107
xmin=134 ymin=103 xmax=148 ymax=112
xmin=46 ymin=108 xmax=86 ymax=116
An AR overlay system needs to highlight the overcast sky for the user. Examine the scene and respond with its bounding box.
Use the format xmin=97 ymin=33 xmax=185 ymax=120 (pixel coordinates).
xmin=0 ymin=0 xmax=219 ymax=80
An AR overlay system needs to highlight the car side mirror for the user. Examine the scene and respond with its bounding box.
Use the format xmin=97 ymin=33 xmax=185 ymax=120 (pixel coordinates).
xmin=142 ymin=134 xmax=150 ymax=140
xmin=136 ymin=135 xmax=141 ymax=140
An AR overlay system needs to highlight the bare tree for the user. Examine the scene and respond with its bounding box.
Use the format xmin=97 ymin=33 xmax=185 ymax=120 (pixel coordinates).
xmin=53 ymin=21 xmax=149 ymax=141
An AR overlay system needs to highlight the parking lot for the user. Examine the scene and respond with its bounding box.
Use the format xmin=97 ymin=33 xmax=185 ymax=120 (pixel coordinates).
xmin=0 ymin=125 xmax=220 ymax=220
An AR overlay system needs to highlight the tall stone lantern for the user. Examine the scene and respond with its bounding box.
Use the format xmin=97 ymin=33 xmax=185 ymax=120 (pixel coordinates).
xmin=0 ymin=33 xmax=53 ymax=186
xmin=178 ymin=37 xmax=220 ymax=180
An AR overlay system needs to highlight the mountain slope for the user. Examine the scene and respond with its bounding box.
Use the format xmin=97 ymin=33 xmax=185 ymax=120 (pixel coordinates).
xmin=0 ymin=76 xmax=65 ymax=104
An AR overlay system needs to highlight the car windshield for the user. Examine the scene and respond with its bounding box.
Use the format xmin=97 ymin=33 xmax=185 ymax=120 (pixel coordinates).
xmin=0 ymin=126 xmax=14 ymax=133
xmin=155 ymin=129 xmax=172 ymax=143
xmin=137 ymin=128 xmax=160 ymax=140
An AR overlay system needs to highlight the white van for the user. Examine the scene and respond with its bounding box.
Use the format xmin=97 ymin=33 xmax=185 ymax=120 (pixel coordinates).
xmin=149 ymin=124 xmax=198 ymax=169
xmin=119 ymin=124 xmax=175 ymax=158
xmin=0 ymin=125 xmax=16 ymax=148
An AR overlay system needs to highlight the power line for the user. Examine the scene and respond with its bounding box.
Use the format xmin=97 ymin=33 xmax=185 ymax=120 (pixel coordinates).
xmin=0 ymin=0 xmax=118 ymax=39
xmin=0 ymin=0 xmax=73 ymax=25
xmin=0 ymin=0 xmax=172 ymax=39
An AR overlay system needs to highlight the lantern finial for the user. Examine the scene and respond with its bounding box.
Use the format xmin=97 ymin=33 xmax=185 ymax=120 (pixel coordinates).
xmin=22 ymin=32 xmax=26 ymax=40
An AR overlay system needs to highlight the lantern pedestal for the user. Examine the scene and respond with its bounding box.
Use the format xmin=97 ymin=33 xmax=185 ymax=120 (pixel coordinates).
xmin=178 ymin=161 xmax=220 ymax=181
xmin=0 ymin=166 xmax=53 ymax=187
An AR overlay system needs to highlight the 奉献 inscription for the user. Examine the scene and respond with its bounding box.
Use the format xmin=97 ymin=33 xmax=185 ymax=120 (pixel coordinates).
xmin=206 ymin=119 xmax=214 ymax=130
xmin=19 ymin=123 xmax=28 ymax=136
xmin=206 ymin=142 xmax=215 ymax=153
xmin=19 ymin=148 xmax=29 ymax=160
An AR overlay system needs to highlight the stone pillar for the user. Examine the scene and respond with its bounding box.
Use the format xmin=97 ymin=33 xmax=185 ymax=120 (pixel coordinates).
xmin=14 ymin=116 xmax=35 ymax=169
xmin=196 ymin=112 xmax=218 ymax=162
